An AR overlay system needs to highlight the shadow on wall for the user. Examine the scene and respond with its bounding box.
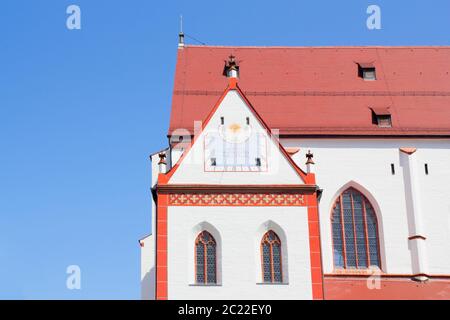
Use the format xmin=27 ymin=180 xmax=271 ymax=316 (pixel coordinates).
xmin=141 ymin=267 xmax=155 ymax=300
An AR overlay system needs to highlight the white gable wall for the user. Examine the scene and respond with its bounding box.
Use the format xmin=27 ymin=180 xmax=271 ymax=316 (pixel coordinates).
xmin=167 ymin=206 xmax=312 ymax=300
xmin=169 ymin=90 xmax=303 ymax=185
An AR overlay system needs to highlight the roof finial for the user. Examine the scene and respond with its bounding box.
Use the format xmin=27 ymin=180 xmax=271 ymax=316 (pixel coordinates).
xmin=306 ymin=150 xmax=315 ymax=174
xmin=178 ymin=15 xmax=184 ymax=48
xmin=306 ymin=150 xmax=314 ymax=164
xmin=158 ymin=152 xmax=167 ymax=173
xmin=223 ymin=54 xmax=239 ymax=86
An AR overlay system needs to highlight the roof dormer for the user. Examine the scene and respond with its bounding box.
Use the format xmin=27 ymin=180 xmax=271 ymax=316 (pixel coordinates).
xmin=358 ymin=62 xmax=376 ymax=81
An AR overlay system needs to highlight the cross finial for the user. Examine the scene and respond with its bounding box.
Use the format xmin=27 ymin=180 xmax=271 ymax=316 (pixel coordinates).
xmin=306 ymin=150 xmax=315 ymax=165
xmin=158 ymin=152 xmax=167 ymax=165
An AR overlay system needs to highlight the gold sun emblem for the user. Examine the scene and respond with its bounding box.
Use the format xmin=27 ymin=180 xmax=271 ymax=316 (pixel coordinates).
xmin=229 ymin=123 xmax=241 ymax=133
xmin=218 ymin=121 xmax=251 ymax=143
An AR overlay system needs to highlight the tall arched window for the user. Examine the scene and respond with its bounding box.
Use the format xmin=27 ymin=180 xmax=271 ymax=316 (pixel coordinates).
xmin=195 ymin=231 xmax=216 ymax=284
xmin=261 ymin=230 xmax=282 ymax=283
xmin=331 ymin=187 xmax=381 ymax=269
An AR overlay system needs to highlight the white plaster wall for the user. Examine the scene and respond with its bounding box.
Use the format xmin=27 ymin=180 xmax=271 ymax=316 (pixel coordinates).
xmin=282 ymin=138 xmax=450 ymax=275
xmin=167 ymin=206 xmax=312 ymax=300
xmin=140 ymin=235 xmax=155 ymax=300
xmin=169 ymin=91 xmax=303 ymax=185
xmin=415 ymin=147 xmax=450 ymax=274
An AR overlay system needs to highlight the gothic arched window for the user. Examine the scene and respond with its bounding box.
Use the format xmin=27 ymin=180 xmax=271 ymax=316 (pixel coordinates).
xmin=195 ymin=231 xmax=216 ymax=284
xmin=261 ymin=230 xmax=282 ymax=283
xmin=331 ymin=187 xmax=381 ymax=269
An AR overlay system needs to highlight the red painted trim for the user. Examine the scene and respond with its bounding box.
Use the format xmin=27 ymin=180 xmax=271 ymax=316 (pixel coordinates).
xmin=306 ymin=183 xmax=324 ymax=300
xmin=155 ymin=175 xmax=169 ymax=300
xmin=399 ymin=147 xmax=417 ymax=155
xmin=323 ymin=276 xmax=450 ymax=300
xmin=228 ymin=77 xmax=237 ymax=89
xmin=168 ymin=193 xmax=307 ymax=207
xmin=408 ymin=235 xmax=427 ymax=240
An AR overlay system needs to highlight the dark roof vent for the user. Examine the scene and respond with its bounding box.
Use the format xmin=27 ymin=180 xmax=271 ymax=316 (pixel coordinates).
xmin=371 ymin=107 xmax=392 ymax=127
xmin=358 ymin=62 xmax=376 ymax=80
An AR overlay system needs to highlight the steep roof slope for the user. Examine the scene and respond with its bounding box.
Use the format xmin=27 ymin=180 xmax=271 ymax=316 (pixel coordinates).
xmin=169 ymin=46 xmax=450 ymax=137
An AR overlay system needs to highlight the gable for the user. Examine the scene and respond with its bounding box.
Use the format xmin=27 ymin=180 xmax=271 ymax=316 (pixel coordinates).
xmin=168 ymin=87 xmax=305 ymax=185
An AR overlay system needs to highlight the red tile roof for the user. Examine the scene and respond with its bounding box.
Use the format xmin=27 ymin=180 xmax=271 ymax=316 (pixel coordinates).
xmin=169 ymin=46 xmax=450 ymax=137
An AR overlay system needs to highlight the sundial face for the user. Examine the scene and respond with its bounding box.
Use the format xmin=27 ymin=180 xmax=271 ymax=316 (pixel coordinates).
xmin=218 ymin=122 xmax=252 ymax=143
xmin=204 ymin=119 xmax=267 ymax=172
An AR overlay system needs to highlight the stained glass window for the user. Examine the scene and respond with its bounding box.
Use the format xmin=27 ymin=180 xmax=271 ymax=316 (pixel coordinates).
xmin=195 ymin=231 xmax=217 ymax=284
xmin=331 ymin=188 xmax=381 ymax=269
xmin=261 ymin=230 xmax=283 ymax=283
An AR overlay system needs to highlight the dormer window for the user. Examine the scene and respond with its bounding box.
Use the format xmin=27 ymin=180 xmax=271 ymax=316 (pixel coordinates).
xmin=371 ymin=107 xmax=392 ymax=127
xmin=358 ymin=63 xmax=376 ymax=80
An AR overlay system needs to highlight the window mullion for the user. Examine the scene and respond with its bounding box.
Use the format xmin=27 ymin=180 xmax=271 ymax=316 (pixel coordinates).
xmin=270 ymin=243 xmax=275 ymax=283
xmin=279 ymin=242 xmax=283 ymax=283
xmin=350 ymin=192 xmax=359 ymax=268
xmin=339 ymin=195 xmax=347 ymax=268
xmin=204 ymin=243 xmax=207 ymax=284
xmin=362 ymin=200 xmax=371 ymax=267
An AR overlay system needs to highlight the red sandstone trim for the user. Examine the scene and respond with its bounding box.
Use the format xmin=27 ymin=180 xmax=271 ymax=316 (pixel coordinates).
xmin=306 ymin=173 xmax=324 ymax=300
xmin=408 ymin=235 xmax=427 ymax=240
xmin=399 ymin=147 xmax=417 ymax=155
xmin=155 ymin=175 xmax=169 ymax=300
xmin=158 ymin=184 xmax=317 ymax=194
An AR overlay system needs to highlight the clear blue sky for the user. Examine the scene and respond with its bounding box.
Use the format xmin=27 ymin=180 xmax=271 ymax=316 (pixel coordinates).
xmin=0 ymin=0 xmax=449 ymax=299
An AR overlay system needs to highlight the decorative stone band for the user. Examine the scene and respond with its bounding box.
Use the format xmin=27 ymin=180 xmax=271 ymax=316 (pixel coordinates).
xmin=158 ymin=185 xmax=316 ymax=206
xmin=168 ymin=193 xmax=307 ymax=206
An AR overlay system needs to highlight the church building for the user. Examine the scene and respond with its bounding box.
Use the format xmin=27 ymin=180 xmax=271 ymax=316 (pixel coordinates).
xmin=140 ymin=38 xmax=450 ymax=299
